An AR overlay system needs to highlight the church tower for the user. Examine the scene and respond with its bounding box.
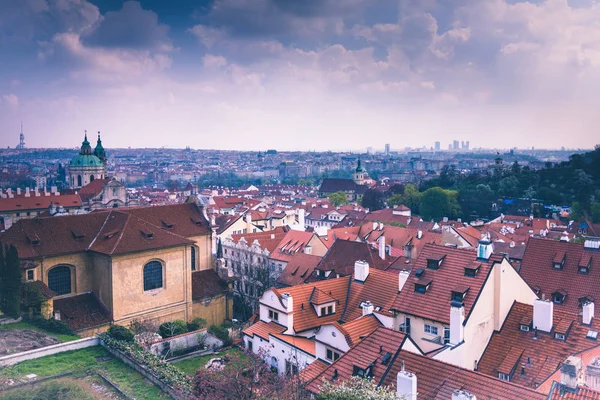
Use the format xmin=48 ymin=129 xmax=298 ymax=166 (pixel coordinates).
xmin=94 ymin=131 xmax=107 ymax=164
xmin=68 ymin=131 xmax=107 ymax=189
xmin=353 ymin=159 xmax=365 ymax=185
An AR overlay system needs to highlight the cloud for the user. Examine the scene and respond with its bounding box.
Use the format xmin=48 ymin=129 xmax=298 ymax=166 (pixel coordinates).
xmin=1 ymin=94 xmax=19 ymax=108
xmin=83 ymin=1 xmax=172 ymax=52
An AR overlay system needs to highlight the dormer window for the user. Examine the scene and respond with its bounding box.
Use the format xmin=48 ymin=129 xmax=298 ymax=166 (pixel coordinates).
xmin=451 ymin=285 xmax=469 ymax=304
xmin=520 ymin=324 xmax=530 ymax=332
xmin=268 ymin=310 xmax=279 ymax=321
xmin=320 ymin=305 xmax=334 ymax=316
xmin=464 ymin=262 xmax=481 ymax=278
xmin=553 ymin=252 xmax=566 ymax=270
xmin=555 ymin=333 xmax=566 ymax=341
xmin=579 ymin=254 xmax=592 ymax=274
xmin=352 ymin=364 xmax=374 ymax=379
xmin=426 ymin=254 xmax=445 ymax=270
xmin=579 ymin=296 xmax=595 ymax=307
xmin=414 ymin=277 xmax=432 ymax=294
xmin=552 ymin=289 xmax=567 ymax=304
xmin=415 ymin=268 xmax=424 ymax=278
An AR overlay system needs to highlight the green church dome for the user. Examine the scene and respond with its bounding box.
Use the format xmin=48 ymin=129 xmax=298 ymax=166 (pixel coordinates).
xmin=69 ymin=154 xmax=104 ymax=167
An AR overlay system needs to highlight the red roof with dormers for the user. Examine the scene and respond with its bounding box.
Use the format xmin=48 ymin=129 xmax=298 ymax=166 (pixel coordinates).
xmin=390 ymin=243 xmax=505 ymax=324
xmin=519 ymin=238 xmax=600 ymax=315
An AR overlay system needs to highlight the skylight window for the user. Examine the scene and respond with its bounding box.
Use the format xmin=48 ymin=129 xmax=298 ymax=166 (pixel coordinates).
xmin=587 ymin=330 xmax=599 ymax=340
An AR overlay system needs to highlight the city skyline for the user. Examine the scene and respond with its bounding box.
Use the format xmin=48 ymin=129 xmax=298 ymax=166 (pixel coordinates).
xmin=1 ymin=0 xmax=600 ymax=150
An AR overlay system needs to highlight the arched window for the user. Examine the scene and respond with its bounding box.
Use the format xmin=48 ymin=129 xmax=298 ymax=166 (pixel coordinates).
xmin=90 ymin=175 xmax=94 ymax=182
xmin=77 ymin=175 xmax=82 ymax=187
xmin=144 ymin=261 xmax=163 ymax=291
xmin=191 ymin=246 xmax=197 ymax=271
xmin=48 ymin=266 xmax=72 ymax=295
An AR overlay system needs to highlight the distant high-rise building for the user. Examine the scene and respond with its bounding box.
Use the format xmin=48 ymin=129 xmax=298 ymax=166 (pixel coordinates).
xmin=453 ymin=140 xmax=459 ymax=150
xmin=16 ymin=122 xmax=25 ymax=149
xmin=465 ymin=141 xmax=470 ymax=150
xmin=435 ymin=141 xmax=441 ymax=151
xmin=385 ymin=143 xmax=390 ymax=156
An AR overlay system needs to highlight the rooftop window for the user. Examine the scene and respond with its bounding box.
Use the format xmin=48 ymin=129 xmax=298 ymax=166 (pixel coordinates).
xmin=426 ymin=254 xmax=445 ymax=270
xmin=414 ymin=278 xmax=432 ymax=294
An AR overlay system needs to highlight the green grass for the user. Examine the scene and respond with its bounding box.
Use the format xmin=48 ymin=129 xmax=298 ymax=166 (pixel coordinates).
xmin=0 ymin=321 xmax=80 ymax=343
xmin=0 ymin=379 xmax=97 ymax=400
xmin=0 ymin=346 xmax=168 ymax=399
xmin=173 ymin=347 xmax=247 ymax=376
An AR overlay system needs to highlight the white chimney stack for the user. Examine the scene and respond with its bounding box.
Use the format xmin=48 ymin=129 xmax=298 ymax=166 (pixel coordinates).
xmin=304 ymin=245 xmax=312 ymax=255
xmin=245 ymin=213 xmax=252 ymax=233
xmin=298 ymin=208 xmax=305 ymax=228
xmin=417 ymin=230 xmax=423 ymax=240
xmin=16 ymin=188 xmax=21 ymax=195
xmin=561 ymin=356 xmax=583 ymax=390
xmin=378 ymin=235 xmax=386 ymax=260
xmin=583 ymin=302 xmax=595 ymax=325
xmin=398 ymin=270 xmax=410 ymax=292
xmin=372 ymin=222 xmax=378 ymax=231
xmin=533 ymin=298 xmax=553 ymax=333
xmin=396 ymin=368 xmax=417 ymax=400
xmin=281 ymin=292 xmax=294 ymax=334
xmin=354 ymin=260 xmax=370 ymax=282
xmin=450 ymin=304 xmax=465 ymax=345
xmin=452 ymin=390 xmax=477 ymax=400
xmin=362 ymin=301 xmax=374 ymax=316
xmin=477 ymin=237 xmax=493 ymax=260
xmin=25 ymin=187 xmax=30 ymax=197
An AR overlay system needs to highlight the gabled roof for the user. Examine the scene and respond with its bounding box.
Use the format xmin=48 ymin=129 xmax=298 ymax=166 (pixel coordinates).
xmin=276 ymin=253 xmax=322 ymax=287
xmin=271 ymin=230 xmax=317 ymax=262
xmin=306 ymin=327 xmax=545 ymax=400
xmin=242 ymin=320 xmax=286 ymax=341
xmin=478 ymin=302 xmax=600 ymax=389
xmin=549 ymin=385 xmax=600 ymax=400
xmin=230 ymin=227 xmax=288 ymax=253
xmin=53 ymin=292 xmax=112 ymax=331
xmin=519 ymin=238 xmax=600 ymax=315
xmin=336 ymin=314 xmax=382 ymax=347
xmin=313 ymin=239 xmax=395 ymax=278
xmin=390 ymin=243 xmax=504 ymax=324
xmin=0 ymin=193 xmax=82 ymax=212
xmin=319 ymin=178 xmax=358 ymax=193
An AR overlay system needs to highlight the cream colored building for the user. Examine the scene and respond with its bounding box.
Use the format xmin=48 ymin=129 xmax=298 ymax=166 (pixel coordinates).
xmin=1 ymin=203 xmax=231 ymax=337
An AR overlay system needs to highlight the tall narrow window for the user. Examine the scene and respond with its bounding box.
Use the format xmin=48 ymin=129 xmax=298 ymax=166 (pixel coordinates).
xmin=90 ymin=175 xmax=94 ymax=182
xmin=48 ymin=266 xmax=72 ymax=295
xmin=191 ymin=246 xmax=196 ymax=271
xmin=77 ymin=175 xmax=82 ymax=187
xmin=144 ymin=261 xmax=163 ymax=291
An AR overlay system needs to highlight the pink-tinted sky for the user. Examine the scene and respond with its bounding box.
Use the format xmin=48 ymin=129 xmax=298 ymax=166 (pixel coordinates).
xmin=0 ymin=0 xmax=599 ymax=151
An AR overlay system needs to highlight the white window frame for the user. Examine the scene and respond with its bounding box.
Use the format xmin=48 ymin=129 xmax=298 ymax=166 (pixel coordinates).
xmin=268 ymin=309 xmax=279 ymax=321
xmin=424 ymin=324 xmax=438 ymax=336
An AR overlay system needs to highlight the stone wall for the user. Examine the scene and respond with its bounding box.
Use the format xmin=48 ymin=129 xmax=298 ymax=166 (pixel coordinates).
xmin=0 ymin=337 xmax=99 ymax=367
xmin=148 ymin=329 xmax=223 ymax=358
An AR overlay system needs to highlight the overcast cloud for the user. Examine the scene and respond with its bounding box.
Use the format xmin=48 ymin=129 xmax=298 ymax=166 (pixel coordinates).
xmin=0 ymin=0 xmax=598 ymax=150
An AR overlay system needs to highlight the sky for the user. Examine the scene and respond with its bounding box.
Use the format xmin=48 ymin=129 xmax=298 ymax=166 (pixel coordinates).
xmin=0 ymin=0 xmax=599 ymax=151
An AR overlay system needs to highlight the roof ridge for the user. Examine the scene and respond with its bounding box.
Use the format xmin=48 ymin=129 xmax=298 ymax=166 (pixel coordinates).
xmin=87 ymin=210 xmax=112 ymax=251
xmin=110 ymin=212 xmax=131 ymax=255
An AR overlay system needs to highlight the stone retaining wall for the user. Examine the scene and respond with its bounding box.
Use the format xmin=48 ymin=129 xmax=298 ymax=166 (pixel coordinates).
xmin=0 ymin=337 xmax=99 ymax=367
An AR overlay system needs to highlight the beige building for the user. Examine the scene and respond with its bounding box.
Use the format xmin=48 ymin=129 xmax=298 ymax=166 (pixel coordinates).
xmin=1 ymin=203 xmax=231 ymax=337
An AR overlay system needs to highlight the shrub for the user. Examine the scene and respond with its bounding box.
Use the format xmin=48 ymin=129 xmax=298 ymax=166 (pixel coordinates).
xmin=27 ymin=316 xmax=75 ymax=336
xmin=159 ymin=320 xmax=188 ymax=338
xmin=208 ymin=324 xmax=231 ymax=346
xmin=187 ymin=318 xmax=207 ymax=332
xmin=107 ymin=324 xmax=134 ymax=342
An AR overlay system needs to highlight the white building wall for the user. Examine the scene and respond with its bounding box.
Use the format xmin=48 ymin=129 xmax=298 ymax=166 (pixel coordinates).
xmin=269 ymin=336 xmax=316 ymax=375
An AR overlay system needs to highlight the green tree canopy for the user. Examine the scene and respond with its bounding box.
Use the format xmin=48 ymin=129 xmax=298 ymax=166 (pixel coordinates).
xmin=328 ymin=191 xmax=348 ymax=207
xmin=420 ymin=187 xmax=460 ymax=221
xmin=361 ymin=189 xmax=385 ymax=211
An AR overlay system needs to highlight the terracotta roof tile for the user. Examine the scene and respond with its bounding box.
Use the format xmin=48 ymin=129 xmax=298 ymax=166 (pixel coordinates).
xmin=276 ymin=253 xmax=322 ymax=287
xmin=272 ymin=333 xmax=316 ymax=356
xmin=520 ymin=238 xmax=600 ymax=316
xmin=53 ymin=292 xmax=112 ymax=331
xmin=299 ymin=359 xmax=328 ymax=384
xmin=338 ymin=314 xmax=381 ymax=346
xmin=550 ymin=385 xmax=600 ymax=399
xmin=478 ymin=302 xmax=600 ymax=389
xmin=242 ymin=320 xmax=286 ymax=340
xmin=192 ymin=270 xmax=229 ymax=299
xmin=0 ymin=194 xmax=82 ymax=212
xmin=391 ymin=244 xmax=504 ymax=324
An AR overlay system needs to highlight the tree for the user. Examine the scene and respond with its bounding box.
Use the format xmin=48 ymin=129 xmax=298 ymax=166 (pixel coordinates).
xmin=387 ymin=193 xmax=404 ymax=208
xmin=328 ymin=192 xmax=348 ymax=207
xmin=317 ymin=376 xmax=397 ymax=400
xmin=420 ymin=187 xmax=460 ymax=221
xmin=361 ymin=189 xmax=385 ymax=211
xmin=193 ymin=350 xmax=308 ymax=400
xmin=0 ymin=245 xmax=21 ymax=318
xmin=403 ymin=184 xmax=421 ymax=213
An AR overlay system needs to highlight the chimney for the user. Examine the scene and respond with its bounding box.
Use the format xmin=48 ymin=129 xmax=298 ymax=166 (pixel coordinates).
xmin=379 ymin=222 xmax=384 ymax=231
xmin=561 ymin=356 xmax=583 ymax=390
xmin=583 ymin=301 xmax=595 ymax=325
xmin=362 ymin=300 xmax=374 ymax=316
xmin=281 ymin=293 xmax=294 ymax=334
xmin=245 ymin=213 xmax=252 ymax=233
xmin=450 ymin=303 xmax=465 ymax=345
xmin=560 ymin=231 xmax=570 ymax=242
xmin=34 ymin=188 xmax=40 ymax=197
xmin=51 ymin=186 xmax=58 ymax=194
xmin=586 ymin=357 xmax=600 ymax=390
xmin=396 ymin=366 xmax=417 ymax=400
xmin=304 ymin=245 xmax=312 ymax=255
xmin=354 ymin=260 xmax=370 ymax=282
xmin=25 ymin=187 xmax=30 ymax=197
xmin=398 ymin=270 xmax=410 ymax=292
xmin=417 ymin=230 xmax=423 ymax=240
xmin=298 ymin=208 xmax=305 ymax=228
xmin=49 ymin=202 xmax=57 ymax=216
xmin=533 ymin=298 xmax=553 ymax=333
xmin=477 ymin=237 xmax=493 ymax=261
xmin=210 ymin=214 xmax=216 ymax=227
xmin=16 ymin=188 xmax=21 ymax=195
xmin=378 ymin=235 xmax=386 ymax=260
xmin=452 ymin=390 xmax=476 ymax=400
xmin=372 ymin=222 xmax=378 ymax=231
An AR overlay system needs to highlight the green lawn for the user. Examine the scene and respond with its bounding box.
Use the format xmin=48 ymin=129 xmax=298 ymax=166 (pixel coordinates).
xmin=0 ymin=321 xmax=80 ymax=343
xmin=173 ymin=347 xmax=247 ymax=376
xmin=0 ymin=346 xmax=168 ymax=399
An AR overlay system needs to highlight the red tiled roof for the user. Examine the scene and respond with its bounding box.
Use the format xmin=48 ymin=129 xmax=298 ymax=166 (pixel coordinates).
xmin=337 ymin=314 xmax=381 ymax=346
xmin=271 ymin=230 xmax=317 ymax=262
xmin=343 ymin=269 xmax=399 ymax=321
xmin=231 ymin=227 xmax=288 ymax=254
xmin=478 ymin=302 xmax=600 ymax=389
xmin=77 ymin=179 xmax=110 ymax=202
xmin=299 ymin=359 xmax=328 ymax=384
xmin=53 ymin=292 xmax=112 ymax=331
xmin=242 ymin=320 xmax=286 ymax=340
xmin=536 ymin=345 xmax=600 ymax=394
xmin=391 ymin=244 xmax=504 ymax=324
xmin=309 ymin=287 xmax=337 ymax=305
xmin=313 ymin=239 xmax=395 ymax=277
xmin=550 ymin=385 xmax=600 ymax=399
xmin=0 ymin=194 xmax=82 ymax=212
xmin=276 ymin=253 xmax=322 ymax=287
xmin=272 ymin=333 xmax=316 ymax=356
xmin=307 ymin=327 xmax=545 ymax=399
xmin=192 ymin=270 xmax=229 ymax=299
xmin=519 ymin=238 xmax=600 ymax=315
